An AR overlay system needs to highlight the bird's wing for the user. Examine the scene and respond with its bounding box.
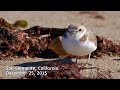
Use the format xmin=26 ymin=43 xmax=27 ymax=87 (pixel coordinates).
xmin=48 ymin=36 xmax=68 ymax=56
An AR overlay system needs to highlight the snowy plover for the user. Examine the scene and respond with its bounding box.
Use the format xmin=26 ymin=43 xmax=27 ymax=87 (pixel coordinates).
xmin=61 ymin=24 xmax=97 ymax=64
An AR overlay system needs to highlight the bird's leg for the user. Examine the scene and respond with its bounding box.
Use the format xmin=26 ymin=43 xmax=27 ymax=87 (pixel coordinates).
xmin=86 ymin=53 xmax=92 ymax=66
xmin=88 ymin=53 xmax=93 ymax=78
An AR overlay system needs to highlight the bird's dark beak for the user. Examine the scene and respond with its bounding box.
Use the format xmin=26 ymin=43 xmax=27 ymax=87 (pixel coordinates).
xmin=69 ymin=31 xmax=75 ymax=36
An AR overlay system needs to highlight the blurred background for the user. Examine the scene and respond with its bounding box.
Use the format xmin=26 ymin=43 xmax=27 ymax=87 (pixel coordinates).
xmin=0 ymin=11 xmax=120 ymax=43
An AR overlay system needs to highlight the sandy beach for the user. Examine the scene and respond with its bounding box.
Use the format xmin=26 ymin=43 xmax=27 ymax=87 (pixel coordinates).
xmin=0 ymin=11 xmax=120 ymax=79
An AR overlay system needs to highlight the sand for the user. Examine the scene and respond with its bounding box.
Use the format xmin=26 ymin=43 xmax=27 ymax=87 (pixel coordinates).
xmin=0 ymin=11 xmax=120 ymax=79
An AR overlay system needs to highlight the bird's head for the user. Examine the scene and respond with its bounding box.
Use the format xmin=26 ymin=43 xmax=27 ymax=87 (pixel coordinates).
xmin=64 ymin=24 xmax=87 ymax=40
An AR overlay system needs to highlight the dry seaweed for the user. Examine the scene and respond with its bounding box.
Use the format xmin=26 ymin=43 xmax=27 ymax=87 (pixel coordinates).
xmin=23 ymin=62 xmax=113 ymax=79
xmin=79 ymin=11 xmax=105 ymax=20
xmin=93 ymin=68 xmax=113 ymax=79
xmin=0 ymin=26 xmax=53 ymax=59
xmin=23 ymin=62 xmax=84 ymax=79
xmin=92 ymin=36 xmax=120 ymax=57
xmin=23 ymin=25 xmax=66 ymax=38
xmin=0 ymin=18 xmax=16 ymax=30
xmin=13 ymin=20 xmax=28 ymax=28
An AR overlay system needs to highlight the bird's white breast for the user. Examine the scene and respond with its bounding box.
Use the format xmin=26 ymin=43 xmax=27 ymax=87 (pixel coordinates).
xmin=61 ymin=37 xmax=97 ymax=56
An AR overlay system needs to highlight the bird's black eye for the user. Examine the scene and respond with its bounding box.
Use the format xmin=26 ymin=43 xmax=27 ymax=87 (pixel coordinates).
xmin=79 ymin=29 xmax=82 ymax=31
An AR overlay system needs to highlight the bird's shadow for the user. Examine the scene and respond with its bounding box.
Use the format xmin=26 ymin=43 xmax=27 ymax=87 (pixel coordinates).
xmin=14 ymin=58 xmax=74 ymax=67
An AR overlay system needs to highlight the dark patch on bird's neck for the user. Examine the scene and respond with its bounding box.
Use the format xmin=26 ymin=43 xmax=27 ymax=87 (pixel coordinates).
xmin=63 ymin=33 xmax=68 ymax=38
xmin=79 ymin=34 xmax=88 ymax=42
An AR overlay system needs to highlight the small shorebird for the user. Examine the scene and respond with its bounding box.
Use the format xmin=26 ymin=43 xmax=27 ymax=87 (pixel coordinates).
xmin=48 ymin=24 xmax=97 ymax=78
xmin=61 ymin=24 xmax=97 ymax=65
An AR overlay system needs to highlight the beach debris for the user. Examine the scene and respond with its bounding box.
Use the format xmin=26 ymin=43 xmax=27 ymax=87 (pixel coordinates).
xmin=94 ymin=15 xmax=105 ymax=20
xmin=92 ymin=36 xmax=120 ymax=57
xmin=23 ymin=62 xmax=113 ymax=79
xmin=79 ymin=11 xmax=99 ymax=16
xmin=23 ymin=25 xmax=66 ymax=38
xmin=79 ymin=11 xmax=105 ymax=20
xmin=93 ymin=68 xmax=113 ymax=79
xmin=0 ymin=18 xmax=16 ymax=30
xmin=23 ymin=62 xmax=84 ymax=79
xmin=13 ymin=20 xmax=28 ymax=28
xmin=0 ymin=27 xmax=52 ymax=59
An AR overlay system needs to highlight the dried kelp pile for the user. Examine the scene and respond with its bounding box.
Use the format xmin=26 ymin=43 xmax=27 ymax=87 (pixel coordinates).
xmin=92 ymin=36 xmax=120 ymax=57
xmin=0 ymin=18 xmax=61 ymax=59
xmin=23 ymin=62 xmax=113 ymax=79
xmin=92 ymin=68 xmax=113 ymax=79
xmin=23 ymin=62 xmax=84 ymax=79
xmin=0 ymin=27 xmax=55 ymax=59
xmin=0 ymin=18 xmax=120 ymax=60
xmin=78 ymin=11 xmax=106 ymax=20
